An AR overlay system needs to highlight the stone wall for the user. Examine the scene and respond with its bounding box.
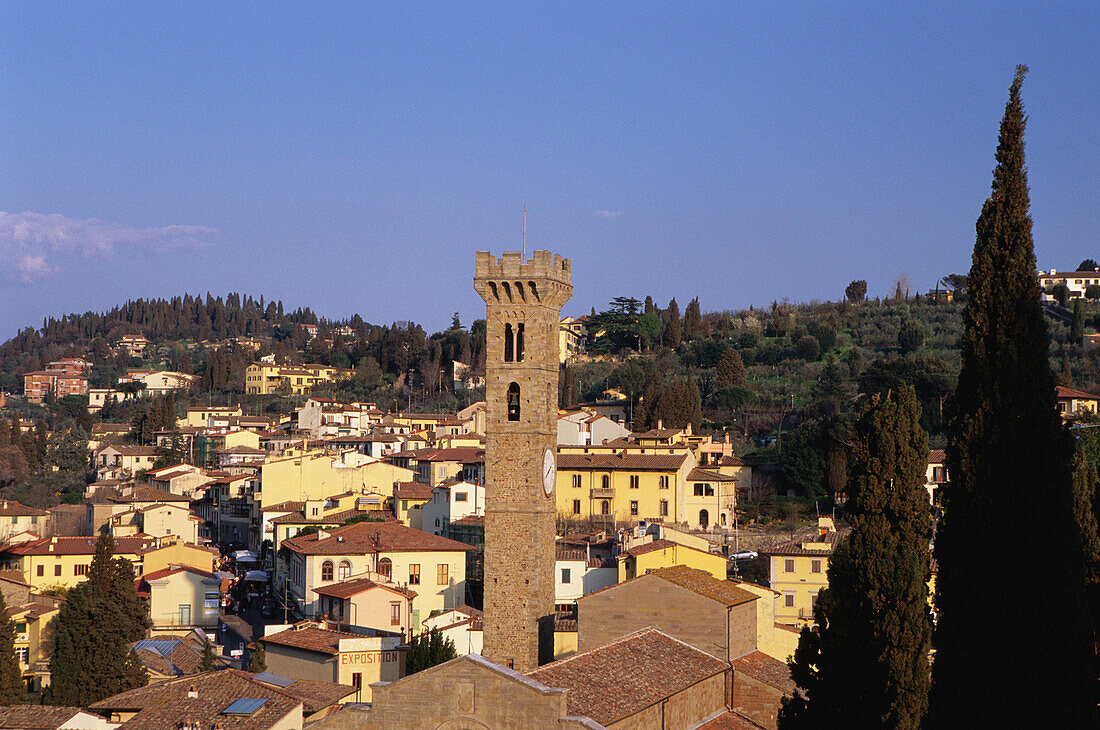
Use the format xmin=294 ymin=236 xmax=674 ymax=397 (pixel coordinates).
xmin=577 ymin=576 xmax=735 ymax=661
xmin=475 ymin=250 xmax=572 ymax=671
xmin=731 ymin=672 xmax=785 ymax=730
xmin=607 ymin=671 xmax=728 ymax=730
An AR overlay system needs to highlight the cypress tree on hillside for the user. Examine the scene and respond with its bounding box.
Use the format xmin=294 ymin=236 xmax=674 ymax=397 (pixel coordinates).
xmin=927 ymin=66 xmax=1095 ymax=726
xmin=779 ymin=386 xmax=932 ymax=730
xmin=662 ymin=299 xmax=682 ymax=349
xmin=682 ymin=297 xmax=702 ymax=341
xmin=0 ymin=591 xmax=26 ymax=705
xmin=1071 ymin=298 xmax=1085 ymax=341
xmin=715 ymin=348 xmax=747 ymax=390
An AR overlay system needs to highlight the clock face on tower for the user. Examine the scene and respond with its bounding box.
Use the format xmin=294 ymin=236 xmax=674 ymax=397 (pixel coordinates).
xmin=543 ymin=448 xmax=556 ymax=497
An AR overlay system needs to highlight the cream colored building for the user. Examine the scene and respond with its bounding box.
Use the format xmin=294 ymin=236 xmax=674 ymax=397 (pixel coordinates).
xmin=0 ymin=501 xmax=49 ymax=544
xmin=259 ymin=452 xmax=414 ymax=511
xmin=138 ymin=541 xmax=217 ymax=575
xmin=313 ymin=576 xmax=416 ymax=638
xmin=109 ymin=503 xmax=202 ymax=544
xmin=246 ymin=363 xmax=354 ymax=395
xmin=179 ymin=405 xmax=242 ymax=428
xmin=137 ymin=564 xmax=222 ymax=634
xmin=282 ymin=521 xmax=473 ymax=628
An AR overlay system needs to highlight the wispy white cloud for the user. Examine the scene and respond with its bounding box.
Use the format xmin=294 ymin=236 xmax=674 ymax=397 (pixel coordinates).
xmin=593 ymin=209 xmax=622 ymax=219
xmin=0 ymin=211 xmax=218 ymax=282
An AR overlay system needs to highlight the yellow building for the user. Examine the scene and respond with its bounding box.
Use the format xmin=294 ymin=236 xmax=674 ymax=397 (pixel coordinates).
xmin=617 ymin=539 xmax=728 ymax=582
xmin=0 ymin=535 xmax=158 ymax=590
xmin=138 ymin=541 xmax=217 ymax=575
xmin=9 ymin=596 xmax=61 ymax=692
xmin=555 ymin=451 xmax=693 ymax=525
xmin=392 ymin=482 xmax=433 ymax=530
xmin=763 ymin=528 xmax=845 ymax=626
xmin=282 ymin=521 xmax=474 ymax=628
xmin=136 ymin=564 xmax=223 ymax=634
xmin=179 ymin=405 xmax=243 ymax=428
xmin=258 ymin=452 xmax=414 ymax=510
xmin=0 ymin=501 xmax=49 ymax=544
xmin=245 ymin=363 xmax=354 ymax=395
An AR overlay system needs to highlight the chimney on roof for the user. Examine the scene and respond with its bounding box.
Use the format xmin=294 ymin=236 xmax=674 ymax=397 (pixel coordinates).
xmin=187 ymin=685 xmax=197 ymax=699
xmin=657 ymin=419 xmax=663 ymax=430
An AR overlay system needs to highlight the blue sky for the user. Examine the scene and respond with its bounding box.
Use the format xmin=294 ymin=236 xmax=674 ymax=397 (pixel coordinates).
xmin=2 ymin=3 xmax=1098 ymax=340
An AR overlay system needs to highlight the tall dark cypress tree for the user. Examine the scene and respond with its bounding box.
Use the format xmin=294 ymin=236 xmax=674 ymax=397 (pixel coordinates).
xmin=779 ymin=386 xmax=932 ymax=730
xmin=0 ymin=591 xmax=26 ymax=705
xmin=47 ymin=532 xmax=148 ymax=706
xmin=928 ymin=66 xmax=1095 ymax=726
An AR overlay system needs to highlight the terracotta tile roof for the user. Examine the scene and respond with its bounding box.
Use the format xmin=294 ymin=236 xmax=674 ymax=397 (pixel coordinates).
xmin=89 ymin=668 xmax=301 ymax=729
xmin=527 ymin=628 xmax=727 ymax=726
xmin=928 ymin=448 xmax=946 ymax=464
xmin=761 ymin=530 xmax=847 ymax=557
xmin=419 ymin=447 xmax=485 ymax=462
xmin=697 ymin=711 xmax=768 ymax=729
xmin=141 ymin=565 xmax=217 ymax=582
xmin=633 ymin=428 xmax=684 ymax=439
xmin=113 ymin=486 xmax=190 ymax=503
xmin=252 ymin=675 xmax=356 ymax=713
xmin=312 ymin=577 xmax=416 ymax=600
xmin=688 ymin=468 xmax=740 ymax=482
xmin=732 ymin=650 xmax=797 ymax=694
xmin=1056 ymin=385 xmax=1099 ymax=400
xmin=101 ymin=444 xmax=162 ymax=456
xmin=261 ymin=501 xmax=306 ymax=513
xmin=0 ymin=501 xmax=47 ymax=517
xmin=557 ymin=452 xmax=691 ymax=471
xmin=282 ymin=521 xmax=475 ymax=556
xmin=0 ymin=706 xmax=93 ymax=728
xmin=0 ymin=570 xmax=28 ymax=585
xmin=260 ymin=623 xmax=398 ymax=656
xmin=623 ymin=538 xmax=682 ymax=557
xmin=3 ymin=535 xmax=156 ymax=556
xmin=719 ymin=455 xmax=746 ymax=467
xmin=270 ymin=507 xmax=394 ymax=526
xmin=649 ymin=565 xmax=759 ymax=607
xmin=394 ymin=482 xmax=434 ymax=501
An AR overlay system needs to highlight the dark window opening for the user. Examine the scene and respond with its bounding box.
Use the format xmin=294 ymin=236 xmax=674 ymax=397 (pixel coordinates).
xmin=516 ymin=323 xmax=525 ymax=362
xmin=504 ymin=324 xmax=514 ymax=362
xmin=507 ymin=382 xmax=521 ymax=421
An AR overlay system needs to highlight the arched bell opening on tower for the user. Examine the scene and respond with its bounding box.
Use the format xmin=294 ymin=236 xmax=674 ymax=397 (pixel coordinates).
xmin=507 ymin=382 xmax=521 ymax=421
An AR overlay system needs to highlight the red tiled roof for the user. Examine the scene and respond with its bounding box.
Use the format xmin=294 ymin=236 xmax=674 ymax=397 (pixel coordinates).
xmin=0 ymin=707 xmax=93 ymax=729
xmin=0 ymin=501 xmax=47 ymax=517
xmin=557 ymin=452 xmax=691 ymax=471
xmin=4 ymin=536 xmax=156 ymax=556
xmin=88 ymin=668 xmax=300 ymax=730
xmin=688 ymin=468 xmax=739 ymax=482
xmin=761 ymin=530 xmax=847 ymax=557
xmin=731 ymin=650 xmax=797 ymax=694
xmin=112 ymin=487 xmax=190 ymax=503
xmin=928 ymin=449 xmax=946 ymax=464
xmin=649 ymin=565 xmax=758 ymax=607
xmin=419 ymin=447 xmax=484 ymax=463
xmin=394 ymin=482 xmax=434 ymax=501
xmin=1056 ymin=385 xmax=1098 ymax=400
xmin=261 ymin=501 xmax=305 ymax=513
xmin=260 ymin=622 xmax=400 ymax=656
xmin=282 ymin=520 xmax=475 ymax=556
xmin=312 ymin=577 xmax=416 ymax=600
xmin=527 ymin=628 xmax=727 ymax=726
xmin=697 ymin=711 xmax=768 ymax=729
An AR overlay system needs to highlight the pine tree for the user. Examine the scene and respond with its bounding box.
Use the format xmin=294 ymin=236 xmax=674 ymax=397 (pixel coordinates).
xmin=715 ymin=348 xmax=747 ymax=390
xmin=404 ymin=628 xmax=457 ymax=675
xmin=0 ymin=592 xmax=25 ymax=705
xmin=780 ymin=386 xmax=932 ymax=730
xmin=1057 ymin=354 xmax=1073 ymax=387
xmin=662 ymin=299 xmax=682 ymax=349
xmin=928 ymin=66 xmax=1095 ymax=726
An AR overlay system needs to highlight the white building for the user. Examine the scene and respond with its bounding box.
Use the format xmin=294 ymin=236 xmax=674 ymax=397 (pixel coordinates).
xmin=421 ymin=481 xmax=485 ymax=535
xmin=556 ymin=409 xmax=631 ymax=446
xmin=554 ymin=548 xmax=617 ymax=613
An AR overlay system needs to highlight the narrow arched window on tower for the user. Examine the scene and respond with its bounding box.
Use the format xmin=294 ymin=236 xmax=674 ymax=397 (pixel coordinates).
xmin=516 ymin=323 xmax=525 ymax=362
xmin=507 ymin=382 xmax=521 ymax=421
xmin=504 ymin=324 xmax=514 ymax=362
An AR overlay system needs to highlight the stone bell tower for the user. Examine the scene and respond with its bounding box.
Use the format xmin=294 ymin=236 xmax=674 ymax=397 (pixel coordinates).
xmin=474 ymin=250 xmax=572 ymax=671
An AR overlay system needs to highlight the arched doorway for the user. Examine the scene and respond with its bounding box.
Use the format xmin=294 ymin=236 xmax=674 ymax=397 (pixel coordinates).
xmin=699 ymin=509 xmax=709 ymax=529
xmin=601 ymin=500 xmax=610 ymax=515
xmin=720 ymin=512 xmax=727 ymax=527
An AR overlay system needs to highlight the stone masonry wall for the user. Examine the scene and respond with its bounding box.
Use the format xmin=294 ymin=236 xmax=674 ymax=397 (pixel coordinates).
xmin=475 ymin=250 xmax=571 ymax=672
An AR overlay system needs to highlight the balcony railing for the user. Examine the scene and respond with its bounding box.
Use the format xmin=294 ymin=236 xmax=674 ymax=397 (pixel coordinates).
xmin=590 ymin=487 xmax=615 ymax=499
